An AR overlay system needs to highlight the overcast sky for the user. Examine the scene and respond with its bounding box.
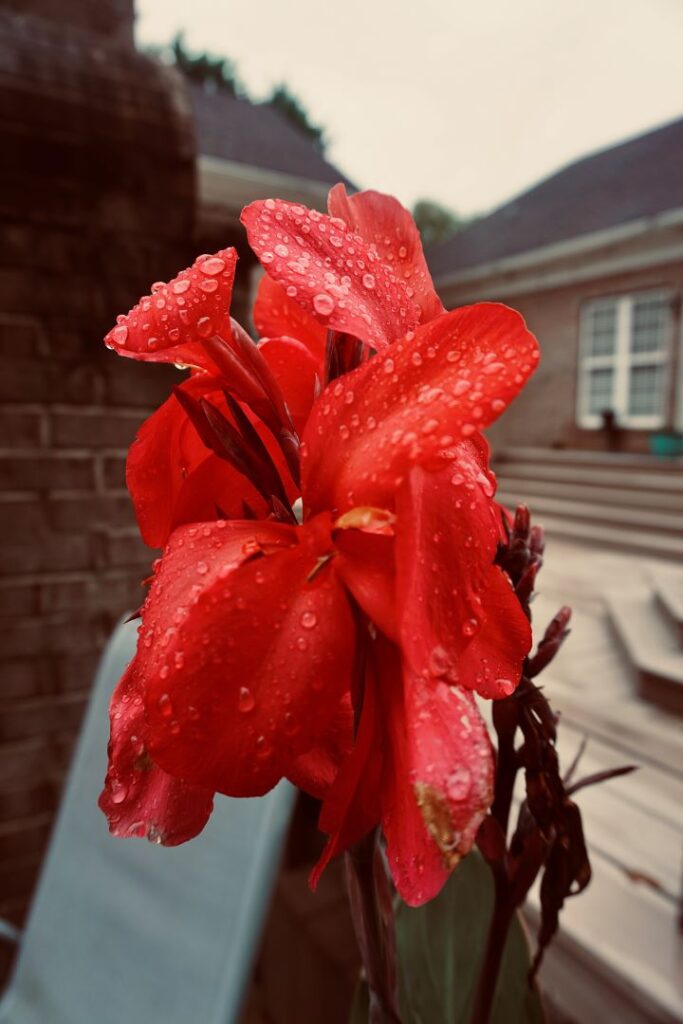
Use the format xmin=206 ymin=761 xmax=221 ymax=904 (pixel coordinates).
xmin=136 ymin=0 xmax=683 ymax=217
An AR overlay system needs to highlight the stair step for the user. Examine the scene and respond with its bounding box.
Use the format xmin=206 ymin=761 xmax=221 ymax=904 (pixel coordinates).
xmin=522 ymin=513 xmax=683 ymax=560
xmin=494 ymin=463 xmax=683 ymax=497
xmin=606 ymin=588 xmax=683 ymax=715
xmin=496 ymin=446 xmax=683 ymax=474
xmin=495 ymin=476 xmax=683 ymax=512
xmin=496 ymin=492 xmax=683 ymax=536
xmin=652 ymin=569 xmax=683 ymax=647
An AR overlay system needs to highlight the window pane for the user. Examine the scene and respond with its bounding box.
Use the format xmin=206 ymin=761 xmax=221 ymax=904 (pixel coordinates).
xmin=628 ymin=364 xmax=664 ymax=416
xmin=586 ymin=367 xmax=615 ymax=415
xmin=585 ymin=302 xmax=617 ymax=356
xmin=631 ymin=295 xmax=669 ymax=354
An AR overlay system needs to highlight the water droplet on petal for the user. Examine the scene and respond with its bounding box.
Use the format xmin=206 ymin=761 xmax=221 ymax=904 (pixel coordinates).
xmin=238 ymin=687 xmax=255 ymax=713
xmin=301 ymin=610 xmax=317 ymax=629
xmin=196 ymin=317 xmax=213 ymax=339
xmin=313 ymin=292 xmax=335 ymax=317
xmin=199 ymin=256 xmax=226 ymax=276
xmin=157 ymin=693 xmax=173 ymax=717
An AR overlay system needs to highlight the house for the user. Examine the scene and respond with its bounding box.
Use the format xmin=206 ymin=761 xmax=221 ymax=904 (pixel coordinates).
xmin=428 ymin=118 xmax=683 ymax=456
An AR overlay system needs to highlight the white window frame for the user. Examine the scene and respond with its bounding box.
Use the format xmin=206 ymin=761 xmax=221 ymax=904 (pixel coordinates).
xmin=577 ymin=289 xmax=673 ymax=430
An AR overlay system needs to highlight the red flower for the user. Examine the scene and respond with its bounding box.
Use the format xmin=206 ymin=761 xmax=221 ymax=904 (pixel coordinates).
xmin=99 ymin=188 xmax=539 ymax=906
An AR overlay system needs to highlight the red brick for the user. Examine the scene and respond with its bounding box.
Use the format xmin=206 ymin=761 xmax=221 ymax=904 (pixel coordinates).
xmin=37 ymin=576 xmax=93 ymax=613
xmin=51 ymin=408 xmax=141 ymax=447
xmin=0 ymin=581 xmax=36 ymax=617
xmin=0 ymin=357 xmax=50 ymax=402
xmin=0 ymin=534 xmax=92 ymax=575
xmin=96 ymin=528 xmax=151 ymax=569
xmin=102 ymin=454 xmax=127 ymax=488
xmin=0 ymin=616 xmax=104 ymax=659
xmin=48 ymin=493 xmax=131 ymax=533
xmin=0 ymin=452 xmax=95 ymax=490
xmin=0 ymin=815 xmax=52 ymax=863
xmin=0 ymin=736 xmax=75 ymax=790
xmin=1 ymin=659 xmax=53 ymax=699
xmin=0 ymin=498 xmax=44 ymax=538
xmin=0 ymin=693 xmax=88 ymax=743
xmin=0 ymin=409 xmax=45 ymax=448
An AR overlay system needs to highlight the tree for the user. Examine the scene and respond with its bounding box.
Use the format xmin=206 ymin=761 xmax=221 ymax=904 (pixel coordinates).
xmin=266 ymin=83 xmax=327 ymax=153
xmin=412 ymin=199 xmax=476 ymax=246
xmin=149 ymin=32 xmax=244 ymax=96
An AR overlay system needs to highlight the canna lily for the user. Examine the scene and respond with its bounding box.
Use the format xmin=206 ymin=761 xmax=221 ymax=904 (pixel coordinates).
xmin=99 ymin=187 xmax=539 ymax=905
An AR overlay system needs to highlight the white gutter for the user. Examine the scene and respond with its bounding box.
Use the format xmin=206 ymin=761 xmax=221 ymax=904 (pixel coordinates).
xmin=197 ymin=154 xmax=332 ymax=217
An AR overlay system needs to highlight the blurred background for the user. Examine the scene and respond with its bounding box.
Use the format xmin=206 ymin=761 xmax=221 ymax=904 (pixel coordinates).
xmin=0 ymin=0 xmax=681 ymax=1021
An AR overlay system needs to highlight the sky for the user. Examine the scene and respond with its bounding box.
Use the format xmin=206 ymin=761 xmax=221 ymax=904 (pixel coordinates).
xmin=136 ymin=0 xmax=683 ymax=218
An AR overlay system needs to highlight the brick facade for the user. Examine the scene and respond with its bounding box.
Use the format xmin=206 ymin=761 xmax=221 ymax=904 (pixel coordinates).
xmin=482 ymin=261 xmax=683 ymax=455
xmin=0 ymin=3 xmax=196 ymax=936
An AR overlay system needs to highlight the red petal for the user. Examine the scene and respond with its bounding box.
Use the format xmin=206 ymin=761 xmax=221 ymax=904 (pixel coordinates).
xmin=98 ymin=660 xmax=214 ymax=846
xmin=380 ymin=644 xmax=494 ymax=906
xmin=395 ymin=457 xmax=531 ymax=699
xmin=241 ymin=199 xmax=420 ymax=349
xmin=258 ymin=337 xmax=321 ymax=437
xmin=138 ymin=517 xmax=356 ymax=797
xmin=126 ymin=376 xmax=269 ymax=548
xmin=334 ymin=529 xmax=397 ymax=640
xmin=328 ymin=185 xmax=444 ymax=324
xmin=254 ymin=274 xmax=327 ymax=361
xmin=104 ymin=249 xmax=237 ymax=368
xmin=302 ymin=303 xmax=539 ymax=514
xmin=287 ymin=693 xmax=353 ymax=799
xmin=310 ymin=645 xmax=384 ymax=889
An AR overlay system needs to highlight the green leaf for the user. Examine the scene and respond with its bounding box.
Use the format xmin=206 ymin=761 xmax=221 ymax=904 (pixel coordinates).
xmin=395 ymin=851 xmax=545 ymax=1024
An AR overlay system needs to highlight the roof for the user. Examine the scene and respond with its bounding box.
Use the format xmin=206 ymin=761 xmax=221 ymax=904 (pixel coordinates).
xmin=189 ymin=83 xmax=351 ymax=188
xmin=427 ymin=116 xmax=683 ymax=279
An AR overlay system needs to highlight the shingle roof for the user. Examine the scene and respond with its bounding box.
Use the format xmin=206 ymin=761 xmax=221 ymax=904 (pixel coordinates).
xmin=427 ymin=116 xmax=683 ymax=279
xmin=189 ymin=83 xmax=351 ymax=187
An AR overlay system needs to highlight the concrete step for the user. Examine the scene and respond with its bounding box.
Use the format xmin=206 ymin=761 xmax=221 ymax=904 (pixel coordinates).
xmin=496 ymin=492 xmax=683 ymax=537
xmin=497 ymin=462 xmax=683 ymax=497
xmin=606 ymin=587 xmax=683 ymax=715
xmin=523 ymin=513 xmax=683 ymax=560
xmin=495 ymin=476 xmax=683 ymax=513
xmin=496 ymin=446 xmax=683 ymax=476
xmin=652 ymin=569 xmax=683 ymax=648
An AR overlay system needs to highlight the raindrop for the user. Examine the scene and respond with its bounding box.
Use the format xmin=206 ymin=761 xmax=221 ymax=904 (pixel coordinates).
xmin=496 ymin=678 xmax=516 ymax=696
xmin=199 ymin=256 xmax=226 ymax=276
xmin=157 ymin=693 xmax=173 ymax=717
xmin=196 ymin=317 xmax=213 ymax=339
xmin=110 ymin=780 xmax=127 ymax=804
xmin=313 ymin=292 xmax=335 ymax=316
xmin=301 ymin=610 xmax=317 ymax=629
xmin=238 ymin=687 xmax=255 ymax=713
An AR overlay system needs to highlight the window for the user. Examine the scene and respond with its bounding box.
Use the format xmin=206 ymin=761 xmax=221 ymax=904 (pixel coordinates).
xmin=577 ymin=290 xmax=672 ymax=429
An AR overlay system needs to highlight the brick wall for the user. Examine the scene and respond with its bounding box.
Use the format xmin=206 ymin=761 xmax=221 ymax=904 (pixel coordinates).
xmin=0 ymin=4 xmax=195 ymax=937
xmin=483 ymin=260 xmax=683 ymax=454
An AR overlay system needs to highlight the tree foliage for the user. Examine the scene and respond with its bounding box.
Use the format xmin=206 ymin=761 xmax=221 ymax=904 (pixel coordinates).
xmin=412 ymin=199 xmax=476 ymax=246
xmin=266 ymin=83 xmax=327 ymax=152
xmin=146 ymin=35 xmax=327 ymax=152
